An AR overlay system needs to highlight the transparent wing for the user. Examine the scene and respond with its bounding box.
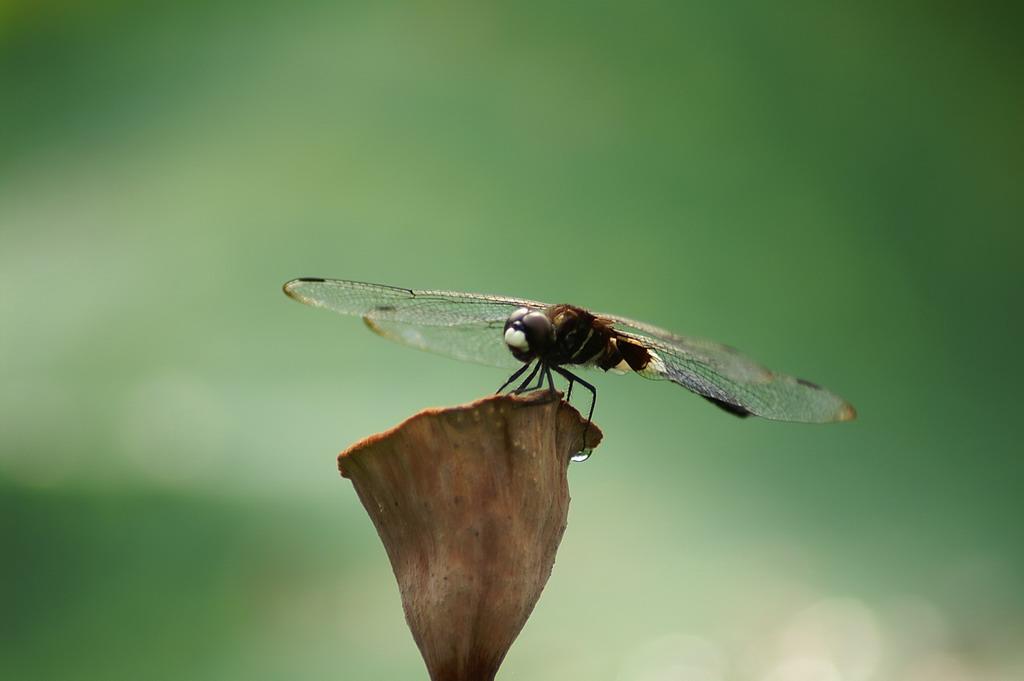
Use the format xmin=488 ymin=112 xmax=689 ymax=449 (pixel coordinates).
xmin=283 ymin=278 xmax=544 ymax=369
xmin=602 ymin=312 xmax=856 ymax=423
xmin=362 ymin=317 xmax=523 ymax=369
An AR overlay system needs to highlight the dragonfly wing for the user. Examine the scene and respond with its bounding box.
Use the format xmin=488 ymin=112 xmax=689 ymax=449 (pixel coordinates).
xmin=363 ymin=317 xmax=523 ymax=369
xmin=283 ymin=278 xmax=543 ymax=369
xmin=604 ymin=314 xmax=855 ymax=423
xmin=284 ymin=278 xmax=544 ymax=322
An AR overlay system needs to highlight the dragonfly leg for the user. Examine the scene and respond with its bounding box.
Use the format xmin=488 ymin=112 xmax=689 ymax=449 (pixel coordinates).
xmin=521 ymin=362 xmax=550 ymax=393
xmin=553 ymin=366 xmax=597 ymax=453
xmin=512 ymin=361 xmax=543 ymax=394
xmin=496 ymin=362 xmax=532 ymax=394
xmin=553 ymin=367 xmax=595 ymax=424
xmin=543 ymin=363 xmax=557 ymax=395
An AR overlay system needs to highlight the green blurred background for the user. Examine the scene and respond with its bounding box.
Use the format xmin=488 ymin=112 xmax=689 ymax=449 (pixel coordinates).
xmin=2 ymin=1 xmax=1022 ymax=679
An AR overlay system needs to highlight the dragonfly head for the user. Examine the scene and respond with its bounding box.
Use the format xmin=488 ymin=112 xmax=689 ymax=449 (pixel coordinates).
xmin=504 ymin=307 xmax=553 ymax=362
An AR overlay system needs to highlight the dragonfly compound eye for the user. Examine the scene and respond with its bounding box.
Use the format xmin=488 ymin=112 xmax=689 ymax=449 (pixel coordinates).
xmin=504 ymin=308 xmax=552 ymax=355
xmin=503 ymin=308 xmax=531 ymax=352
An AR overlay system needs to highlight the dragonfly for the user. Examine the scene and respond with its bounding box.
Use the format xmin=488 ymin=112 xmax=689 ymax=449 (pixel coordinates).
xmin=283 ymin=278 xmax=856 ymax=430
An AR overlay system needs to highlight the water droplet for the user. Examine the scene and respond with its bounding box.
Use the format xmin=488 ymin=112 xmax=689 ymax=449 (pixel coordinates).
xmin=570 ymin=449 xmax=592 ymax=463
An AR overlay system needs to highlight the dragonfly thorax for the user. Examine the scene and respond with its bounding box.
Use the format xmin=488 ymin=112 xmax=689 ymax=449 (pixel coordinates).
xmin=504 ymin=304 xmax=623 ymax=370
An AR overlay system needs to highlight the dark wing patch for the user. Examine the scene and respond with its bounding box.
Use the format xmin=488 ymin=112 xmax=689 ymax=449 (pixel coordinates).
xmin=701 ymin=396 xmax=754 ymax=418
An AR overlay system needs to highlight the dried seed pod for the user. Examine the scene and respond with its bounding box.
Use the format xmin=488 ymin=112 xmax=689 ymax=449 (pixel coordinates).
xmin=338 ymin=392 xmax=601 ymax=681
